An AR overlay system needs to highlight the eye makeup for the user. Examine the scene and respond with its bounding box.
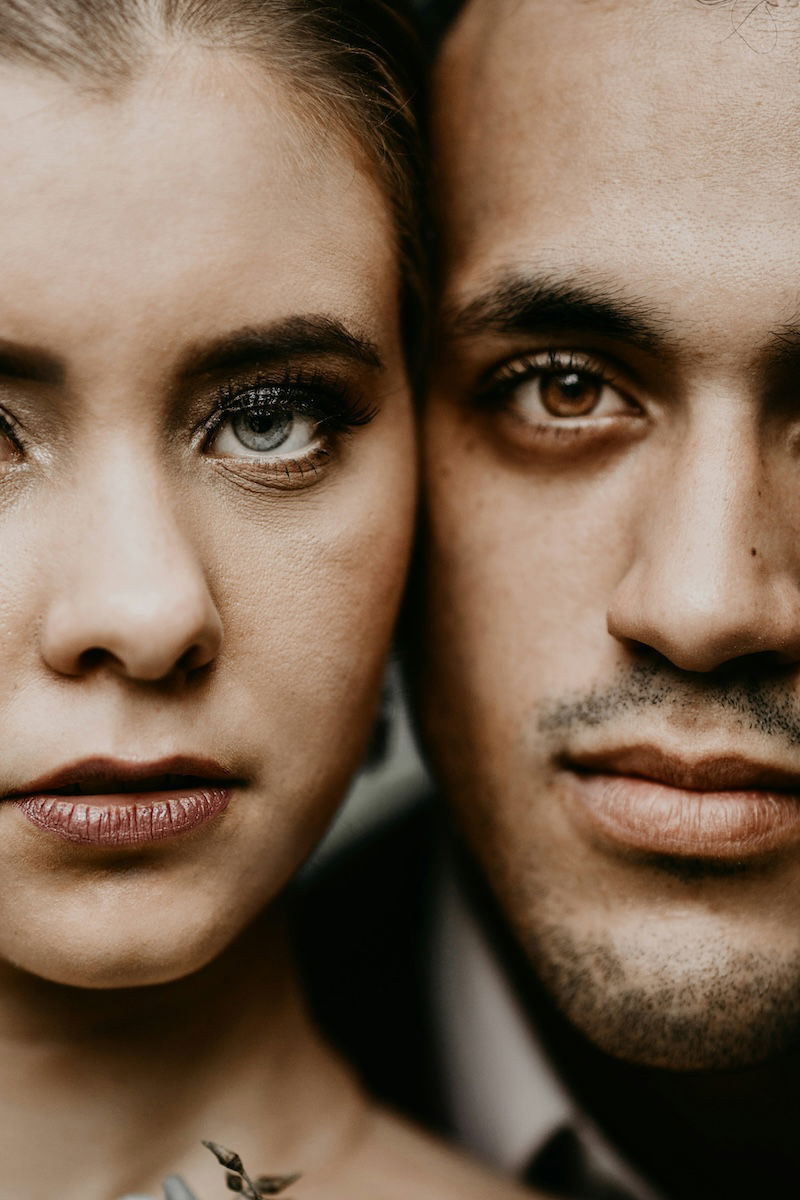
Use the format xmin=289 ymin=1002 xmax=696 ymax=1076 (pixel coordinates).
xmin=0 ymin=347 xmax=383 ymax=491
xmin=0 ymin=408 xmax=25 ymax=460
xmin=200 ymin=364 xmax=379 ymax=488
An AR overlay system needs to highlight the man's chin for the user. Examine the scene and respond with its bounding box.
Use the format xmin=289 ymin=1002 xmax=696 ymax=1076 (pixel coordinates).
xmin=525 ymin=920 xmax=800 ymax=1071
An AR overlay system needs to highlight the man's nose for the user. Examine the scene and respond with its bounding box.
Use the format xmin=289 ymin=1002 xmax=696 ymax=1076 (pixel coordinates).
xmin=40 ymin=462 xmax=222 ymax=683
xmin=607 ymin=416 xmax=800 ymax=673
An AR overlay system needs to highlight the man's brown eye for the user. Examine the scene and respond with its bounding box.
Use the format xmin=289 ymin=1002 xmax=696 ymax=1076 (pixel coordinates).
xmin=539 ymin=371 xmax=602 ymax=417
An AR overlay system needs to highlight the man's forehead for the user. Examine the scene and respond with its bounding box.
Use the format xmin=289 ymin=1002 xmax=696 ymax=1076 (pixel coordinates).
xmin=432 ymin=0 xmax=800 ymax=274
xmin=437 ymin=0 xmax=800 ymax=133
xmin=443 ymin=0 xmax=800 ymax=50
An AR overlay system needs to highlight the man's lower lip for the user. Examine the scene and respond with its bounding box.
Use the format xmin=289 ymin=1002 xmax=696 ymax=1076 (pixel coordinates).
xmin=13 ymin=787 xmax=232 ymax=846
xmin=565 ymin=772 xmax=800 ymax=859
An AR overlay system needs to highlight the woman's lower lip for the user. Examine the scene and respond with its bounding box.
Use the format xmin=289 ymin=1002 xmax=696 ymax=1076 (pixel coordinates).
xmin=14 ymin=787 xmax=231 ymax=846
xmin=566 ymin=772 xmax=800 ymax=859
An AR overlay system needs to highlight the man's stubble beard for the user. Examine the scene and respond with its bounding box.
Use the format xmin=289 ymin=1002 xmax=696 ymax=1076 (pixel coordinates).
xmin=420 ymin=634 xmax=800 ymax=1072
xmin=468 ymin=798 xmax=800 ymax=1071
xmin=516 ymin=895 xmax=800 ymax=1071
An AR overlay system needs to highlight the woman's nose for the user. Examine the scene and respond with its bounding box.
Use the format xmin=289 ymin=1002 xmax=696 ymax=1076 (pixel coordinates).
xmin=40 ymin=465 xmax=222 ymax=683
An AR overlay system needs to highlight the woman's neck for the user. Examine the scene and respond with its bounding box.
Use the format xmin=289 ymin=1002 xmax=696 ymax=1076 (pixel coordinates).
xmin=0 ymin=908 xmax=368 ymax=1200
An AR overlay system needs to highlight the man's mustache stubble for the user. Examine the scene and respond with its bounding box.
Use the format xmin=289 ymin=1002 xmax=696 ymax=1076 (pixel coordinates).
xmin=537 ymin=659 xmax=800 ymax=750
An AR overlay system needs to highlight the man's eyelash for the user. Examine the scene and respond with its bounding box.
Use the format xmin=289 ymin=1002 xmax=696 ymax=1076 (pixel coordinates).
xmin=476 ymin=350 xmax=621 ymax=407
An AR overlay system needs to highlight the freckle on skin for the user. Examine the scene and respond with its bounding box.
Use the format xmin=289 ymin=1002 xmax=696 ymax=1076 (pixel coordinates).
xmin=751 ymin=547 xmax=757 ymax=557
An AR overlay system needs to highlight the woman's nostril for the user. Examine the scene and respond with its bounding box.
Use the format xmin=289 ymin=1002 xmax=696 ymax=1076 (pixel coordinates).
xmin=78 ymin=646 xmax=118 ymax=675
xmin=41 ymin=588 xmax=223 ymax=683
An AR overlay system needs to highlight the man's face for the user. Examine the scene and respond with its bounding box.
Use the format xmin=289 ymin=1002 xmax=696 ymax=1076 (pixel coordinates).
xmin=421 ymin=0 xmax=800 ymax=1070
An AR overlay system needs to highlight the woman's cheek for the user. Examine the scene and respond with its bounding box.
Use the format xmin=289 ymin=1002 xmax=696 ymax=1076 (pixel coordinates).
xmin=205 ymin=417 xmax=415 ymax=794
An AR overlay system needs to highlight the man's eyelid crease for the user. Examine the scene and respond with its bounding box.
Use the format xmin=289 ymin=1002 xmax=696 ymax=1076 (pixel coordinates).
xmin=478 ymin=347 xmax=640 ymax=409
xmin=493 ymin=347 xmax=622 ymax=383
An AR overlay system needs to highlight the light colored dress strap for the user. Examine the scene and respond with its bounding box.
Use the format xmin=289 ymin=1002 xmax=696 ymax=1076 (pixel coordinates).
xmin=118 ymin=1176 xmax=199 ymax=1200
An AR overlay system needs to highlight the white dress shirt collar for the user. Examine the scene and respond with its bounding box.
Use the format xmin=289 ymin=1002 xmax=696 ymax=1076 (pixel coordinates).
xmin=430 ymin=860 xmax=661 ymax=1199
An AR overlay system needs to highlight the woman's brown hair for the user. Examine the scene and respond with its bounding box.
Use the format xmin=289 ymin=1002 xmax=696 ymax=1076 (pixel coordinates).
xmin=0 ymin=0 xmax=426 ymax=378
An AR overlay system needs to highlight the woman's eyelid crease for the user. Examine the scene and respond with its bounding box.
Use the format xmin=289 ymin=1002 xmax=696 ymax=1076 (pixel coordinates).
xmin=208 ymin=369 xmax=378 ymax=431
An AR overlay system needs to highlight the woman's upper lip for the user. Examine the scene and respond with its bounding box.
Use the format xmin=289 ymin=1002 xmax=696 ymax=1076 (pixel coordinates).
xmin=565 ymin=745 xmax=800 ymax=793
xmin=3 ymin=755 xmax=236 ymax=798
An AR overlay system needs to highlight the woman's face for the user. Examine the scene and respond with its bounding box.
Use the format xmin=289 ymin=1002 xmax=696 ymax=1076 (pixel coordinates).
xmin=0 ymin=51 xmax=415 ymax=987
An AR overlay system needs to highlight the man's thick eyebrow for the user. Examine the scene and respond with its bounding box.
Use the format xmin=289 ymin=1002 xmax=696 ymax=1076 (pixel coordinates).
xmin=446 ymin=274 xmax=671 ymax=352
xmin=181 ymin=316 xmax=384 ymax=378
xmin=0 ymin=339 xmax=64 ymax=385
xmin=764 ymin=322 xmax=800 ymax=371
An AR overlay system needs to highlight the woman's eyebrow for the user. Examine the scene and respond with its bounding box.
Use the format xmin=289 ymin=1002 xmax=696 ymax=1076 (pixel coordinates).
xmin=180 ymin=315 xmax=385 ymax=378
xmin=0 ymin=339 xmax=64 ymax=385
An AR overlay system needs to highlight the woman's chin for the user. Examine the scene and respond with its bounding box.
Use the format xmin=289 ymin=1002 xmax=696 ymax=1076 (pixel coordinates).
xmin=0 ymin=901 xmax=243 ymax=990
xmin=13 ymin=935 xmax=228 ymax=990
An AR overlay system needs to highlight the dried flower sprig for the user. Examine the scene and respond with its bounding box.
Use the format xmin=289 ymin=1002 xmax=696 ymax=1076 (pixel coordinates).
xmin=202 ymin=1140 xmax=300 ymax=1199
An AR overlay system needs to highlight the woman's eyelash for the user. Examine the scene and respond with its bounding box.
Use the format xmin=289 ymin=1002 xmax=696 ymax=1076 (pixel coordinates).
xmin=0 ymin=407 xmax=25 ymax=452
xmin=209 ymin=368 xmax=378 ymax=435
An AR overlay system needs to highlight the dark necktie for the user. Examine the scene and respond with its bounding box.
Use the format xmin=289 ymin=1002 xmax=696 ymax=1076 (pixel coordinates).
xmin=526 ymin=1126 xmax=638 ymax=1200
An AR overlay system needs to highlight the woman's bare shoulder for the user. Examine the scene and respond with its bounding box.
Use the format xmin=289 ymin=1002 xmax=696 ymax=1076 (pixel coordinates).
xmin=297 ymin=1107 xmax=539 ymax=1200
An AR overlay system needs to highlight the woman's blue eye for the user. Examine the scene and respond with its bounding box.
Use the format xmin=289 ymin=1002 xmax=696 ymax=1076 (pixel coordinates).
xmin=233 ymin=409 xmax=292 ymax=452
xmin=211 ymin=404 xmax=319 ymax=459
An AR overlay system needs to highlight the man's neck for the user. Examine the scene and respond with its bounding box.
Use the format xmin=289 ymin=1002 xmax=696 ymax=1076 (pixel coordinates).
xmin=535 ymin=990 xmax=800 ymax=1200
xmin=0 ymin=909 xmax=367 ymax=1200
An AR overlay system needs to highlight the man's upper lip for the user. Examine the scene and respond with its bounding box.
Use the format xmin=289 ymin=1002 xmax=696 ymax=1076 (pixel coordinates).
xmin=566 ymin=746 xmax=800 ymax=792
xmin=4 ymin=755 xmax=235 ymax=799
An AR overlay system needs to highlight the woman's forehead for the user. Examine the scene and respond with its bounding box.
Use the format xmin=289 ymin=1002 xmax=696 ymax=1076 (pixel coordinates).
xmin=0 ymin=54 xmax=396 ymax=370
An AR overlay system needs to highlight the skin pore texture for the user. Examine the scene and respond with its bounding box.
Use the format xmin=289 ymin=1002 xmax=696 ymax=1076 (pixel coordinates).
xmin=0 ymin=47 xmax=530 ymax=1200
xmin=420 ymin=0 xmax=800 ymax=1194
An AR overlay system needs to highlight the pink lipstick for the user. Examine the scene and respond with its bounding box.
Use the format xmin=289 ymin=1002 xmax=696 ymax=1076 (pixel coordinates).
xmin=8 ymin=757 xmax=234 ymax=847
